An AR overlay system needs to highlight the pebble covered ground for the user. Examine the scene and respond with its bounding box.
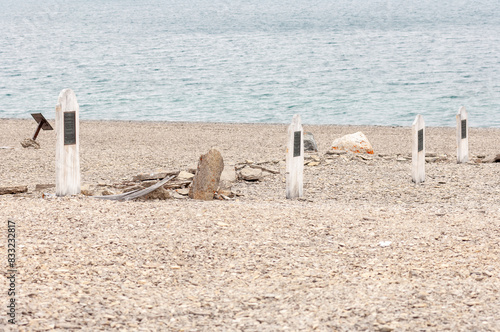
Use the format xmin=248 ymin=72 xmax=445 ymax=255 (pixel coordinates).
xmin=1 ymin=119 xmax=499 ymax=331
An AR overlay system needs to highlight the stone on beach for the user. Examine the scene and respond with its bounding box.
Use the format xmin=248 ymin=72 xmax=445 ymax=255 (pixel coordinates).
xmin=189 ymin=149 xmax=224 ymax=200
xmin=20 ymin=138 xmax=40 ymax=149
xmin=331 ymin=132 xmax=374 ymax=154
xmin=239 ymin=166 xmax=263 ymax=181
xmin=303 ymin=132 xmax=318 ymax=152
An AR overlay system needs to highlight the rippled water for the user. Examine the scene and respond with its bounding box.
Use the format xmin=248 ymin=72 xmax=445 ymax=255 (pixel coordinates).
xmin=1 ymin=0 xmax=499 ymax=127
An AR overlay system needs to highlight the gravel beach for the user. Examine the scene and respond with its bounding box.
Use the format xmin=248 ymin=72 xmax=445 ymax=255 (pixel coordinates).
xmin=1 ymin=118 xmax=500 ymax=331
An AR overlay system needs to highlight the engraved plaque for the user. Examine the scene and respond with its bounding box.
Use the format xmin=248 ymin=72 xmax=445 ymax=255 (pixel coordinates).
xmin=293 ymin=131 xmax=301 ymax=157
xmin=461 ymin=119 xmax=467 ymax=139
xmin=418 ymin=129 xmax=424 ymax=152
xmin=64 ymin=112 xmax=76 ymax=145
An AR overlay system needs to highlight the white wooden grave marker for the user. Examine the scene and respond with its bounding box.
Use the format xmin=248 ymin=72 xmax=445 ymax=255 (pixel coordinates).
xmin=412 ymin=114 xmax=425 ymax=184
xmin=286 ymin=114 xmax=304 ymax=199
xmin=55 ymin=89 xmax=81 ymax=196
xmin=456 ymin=106 xmax=469 ymax=163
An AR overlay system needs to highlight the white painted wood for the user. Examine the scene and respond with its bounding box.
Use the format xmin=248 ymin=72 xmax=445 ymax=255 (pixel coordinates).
xmin=55 ymin=89 xmax=80 ymax=196
xmin=456 ymin=106 xmax=469 ymax=163
xmin=286 ymin=114 xmax=304 ymax=199
xmin=412 ymin=114 xmax=425 ymax=184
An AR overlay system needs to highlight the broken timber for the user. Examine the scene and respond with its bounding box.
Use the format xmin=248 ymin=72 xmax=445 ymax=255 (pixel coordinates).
xmin=0 ymin=186 xmax=28 ymax=195
xmin=93 ymin=175 xmax=176 ymax=201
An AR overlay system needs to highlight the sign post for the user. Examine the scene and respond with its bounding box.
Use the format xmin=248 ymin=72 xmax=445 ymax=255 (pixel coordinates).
xmin=286 ymin=114 xmax=303 ymax=199
xmin=55 ymin=89 xmax=80 ymax=196
xmin=412 ymin=114 xmax=425 ymax=184
xmin=456 ymin=106 xmax=469 ymax=163
xmin=30 ymin=113 xmax=53 ymax=140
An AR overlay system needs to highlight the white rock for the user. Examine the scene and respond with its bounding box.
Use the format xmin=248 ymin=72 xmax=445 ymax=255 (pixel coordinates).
xmin=330 ymin=132 xmax=374 ymax=154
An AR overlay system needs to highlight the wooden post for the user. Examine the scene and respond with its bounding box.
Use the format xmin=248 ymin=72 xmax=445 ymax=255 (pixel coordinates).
xmin=412 ymin=114 xmax=425 ymax=184
xmin=456 ymin=106 xmax=469 ymax=163
xmin=286 ymin=114 xmax=304 ymax=199
xmin=55 ymin=89 xmax=80 ymax=196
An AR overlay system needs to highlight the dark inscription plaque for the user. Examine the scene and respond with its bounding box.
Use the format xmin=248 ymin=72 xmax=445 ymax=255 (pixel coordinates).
xmin=64 ymin=112 xmax=76 ymax=145
xmin=461 ymin=119 xmax=467 ymax=139
xmin=293 ymin=131 xmax=301 ymax=157
xmin=417 ymin=129 xmax=424 ymax=152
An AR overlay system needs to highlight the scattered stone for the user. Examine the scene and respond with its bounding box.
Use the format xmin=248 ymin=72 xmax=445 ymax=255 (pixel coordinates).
xmin=176 ymin=188 xmax=190 ymax=196
xmin=80 ymin=184 xmax=94 ymax=196
xmin=396 ymin=157 xmax=407 ymax=162
xmin=245 ymin=159 xmax=254 ymax=164
xmin=307 ymin=161 xmax=320 ymax=166
xmin=186 ymin=164 xmax=198 ymax=174
xmin=142 ymin=186 xmax=171 ymax=200
xmin=426 ymin=157 xmax=439 ymax=163
xmin=177 ymin=171 xmax=195 ymax=180
xmin=0 ymin=146 xmax=14 ymax=149
xmin=303 ymin=131 xmax=318 ymax=152
xmin=220 ymin=165 xmax=237 ymax=183
xmin=189 ymin=149 xmax=224 ymax=200
xmin=330 ymin=132 xmax=374 ymax=154
xmin=219 ymin=165 xmax=237 ymax=196
xmin=494 ymin=154 xmax=500 ymax=162
xmin=20 ymin=138 xmax=40 ymax=149
xmin=325 ymin=150 xmax=347 ymax=155
xmin=0 ymin=186 xmax=28 ymax=195
xmin=35 ymin=184 xmax=55 ymax=191
xmin=172 ymin=191 xmax=187 ymax=199
xmin=101 ymin=189 xmax=116 ymax=196
xmin=239 ymin=167 xmax=263 ymax=181
xmin=425 ymin=152 xmax=437 ymax=157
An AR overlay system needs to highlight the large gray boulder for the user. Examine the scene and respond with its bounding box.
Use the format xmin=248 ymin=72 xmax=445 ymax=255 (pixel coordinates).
xmin=189 ymin=149 xmax=224 ymax=200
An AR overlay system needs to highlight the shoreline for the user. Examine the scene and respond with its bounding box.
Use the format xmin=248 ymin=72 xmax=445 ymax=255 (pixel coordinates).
xmin=3 ymin=116 xmax=500 ymax=129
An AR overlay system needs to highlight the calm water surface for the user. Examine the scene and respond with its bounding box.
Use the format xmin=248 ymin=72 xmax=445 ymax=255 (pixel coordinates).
xmin=0 ymin=0 xmax=499 ymax=127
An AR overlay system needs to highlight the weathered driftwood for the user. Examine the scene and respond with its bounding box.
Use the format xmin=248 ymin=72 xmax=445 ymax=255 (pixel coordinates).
xmin=248 ymin=164 xmax=280 ymax=174
xmin=93 ymin=176 xmax=175 ymax=201
xmin=35 ymin=184 xmax=56 ymax=191
xmin=0 ymin=186 xmax=28 ymax=195
xmin=132 ymin=171 xmax=179 ymax=182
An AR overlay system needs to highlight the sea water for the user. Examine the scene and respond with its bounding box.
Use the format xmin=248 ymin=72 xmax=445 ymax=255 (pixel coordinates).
xmin=0 ymin=0 xmax=499 ymax=127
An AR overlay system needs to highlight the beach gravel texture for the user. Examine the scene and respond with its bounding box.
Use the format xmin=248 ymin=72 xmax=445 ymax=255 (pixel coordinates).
xmin=1 ymin=119 xmax=500 ymax=331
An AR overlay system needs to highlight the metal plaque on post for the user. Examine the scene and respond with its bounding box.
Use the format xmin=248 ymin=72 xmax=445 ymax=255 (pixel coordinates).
xmin=461 ymin=119 xmax=467 ymax=139
xmin=293 ymin=131 xmax=301 ymax=157
xmin=64 ymin=112 xmax=76 ymax=145
xmin=418 ymin=129 xmax=424 ymax=152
